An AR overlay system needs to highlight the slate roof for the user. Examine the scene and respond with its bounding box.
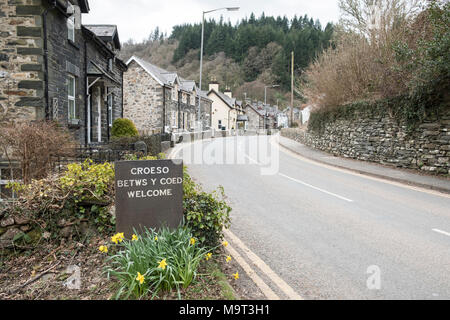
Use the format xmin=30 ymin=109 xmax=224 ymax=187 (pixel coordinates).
xmin=127 ymin=56 xmax=179 ymax=86
xmin=126 ymin=56 xmax=212 ymax=101
xmin=208 ymin=89 xmax=236 ymax=109
xmin=84 ymin=25 xmax=121 ymax=50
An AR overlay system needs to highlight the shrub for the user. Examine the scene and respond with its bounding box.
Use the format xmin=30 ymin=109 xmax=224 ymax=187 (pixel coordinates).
xmin=304 ymin=0 xmax=448 ymax=110
xmin=111 ymin=118 xmax=139 ymax=138
xmin=4 ymin=160 xmax=116 ymax=237
xmin=183 ymin=168 xmax=231 ymax=248
xmin=0 ymin=121 xmax=76 ymax=184
xmin=105 ymin=227 xmax=208 ymax=299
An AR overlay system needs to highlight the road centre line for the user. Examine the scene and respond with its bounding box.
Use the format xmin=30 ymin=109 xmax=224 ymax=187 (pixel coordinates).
xmin=273 ymin=136 xmax=450 ymax=199
xmin=224 ymin=229 xmax=304 ymax=300
xmin=279 ymin=172 xmax=354 ymax=203
xmin=432 ymin=228 xmax=450 ymax=237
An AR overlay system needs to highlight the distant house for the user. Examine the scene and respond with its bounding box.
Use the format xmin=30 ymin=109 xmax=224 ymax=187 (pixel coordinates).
xmin=277 ymin=111 xmax=289 ymax=128
xmin=123 ymin=56 xmax=212 ymax=134
xmin=207 ymin=82 xmax=240 ymax=131
xmin=0 ymin=0 xmax=127 ymax=145
xmin=285 ymin=106 xmax=301 ymax=125
xmin=244 ymin=102 xmax=266 ymax=130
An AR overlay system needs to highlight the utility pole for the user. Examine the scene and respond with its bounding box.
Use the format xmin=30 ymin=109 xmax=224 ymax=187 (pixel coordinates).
xmin=290 ymin=51 xmax=294 ymax=127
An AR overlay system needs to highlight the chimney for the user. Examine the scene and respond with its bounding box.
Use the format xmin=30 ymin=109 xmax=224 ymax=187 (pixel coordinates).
xmin=209 ymin=77 xmax=219 ymax=92
xmin=209 ymin=82 xmax=219 ymax=92
xmin=224 ymin=86 xmax=232 ymax=98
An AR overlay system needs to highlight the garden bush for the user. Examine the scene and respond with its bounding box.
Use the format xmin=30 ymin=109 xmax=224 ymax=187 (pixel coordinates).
xmin=111 ymin=118 xmax=139 ymax=138
xmin=4 ymin=160 xmax=116 ymax=238
xmin=183 ymin=168 xmax=231 ymax=248
xmin=0 ymin=121 xmax=75 ymax=184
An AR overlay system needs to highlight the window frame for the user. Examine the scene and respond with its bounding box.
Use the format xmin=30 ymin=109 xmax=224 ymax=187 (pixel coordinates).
xmin=107 ymin=90 xmax=113 ymax=127
xmin=67 ymin=75 xmax=76 ymax=121
xmin=67 ymin=6 xmax=75 ymax=42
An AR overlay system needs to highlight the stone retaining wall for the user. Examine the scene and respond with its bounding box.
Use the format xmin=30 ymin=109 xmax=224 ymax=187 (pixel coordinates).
xmin=281 ymin=108 xmax=450 ymax=175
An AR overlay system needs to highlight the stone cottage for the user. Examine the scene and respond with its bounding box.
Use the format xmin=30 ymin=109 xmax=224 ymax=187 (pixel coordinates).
xmin=244 ymin=102 xmax=266 ymax=131
xmin=123 ymin=56 xmax=212 ymax=134
xmin=0 ymin=0 xmax=127 ymax=145
xmin=0 ymin=0 xmax=126 ymax=201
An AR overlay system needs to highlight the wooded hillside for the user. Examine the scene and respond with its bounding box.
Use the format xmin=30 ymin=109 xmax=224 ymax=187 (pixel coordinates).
xmin=119 ymin=13 xmax=333 ymax=107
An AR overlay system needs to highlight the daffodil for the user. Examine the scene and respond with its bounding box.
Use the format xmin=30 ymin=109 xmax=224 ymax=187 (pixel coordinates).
xmin=226 ymin=256 xmax=232 ymax=263
xmin=158 ymin=258 xmax=168 ymax=270
xmin=154 ymin=236 xmax=158 ymax=241
xmin=111 ymin=232 xmax=125 ymax=244
xmin=205 ymin=253 xmax=212 ymax=261
xmin=111 ymin=235 xmax=119 ymax=244
xmin=222 ymin=241 xmax=229 ymax=247
xmin=99 ymin=245 xmax=108 ymax=253
xmin=136 ymin=272 xmax=145 ymax=285
xmin=233 ymin=272 xmax=239 ymax=280
xmin=131 ymin=234 xmax=138 ymax=241
xmin=190 ymin=238 xmax=196 ymax=245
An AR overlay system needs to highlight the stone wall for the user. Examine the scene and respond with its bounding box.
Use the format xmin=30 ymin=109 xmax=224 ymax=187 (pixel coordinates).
xmin=281 ymin=107 xmax=450 ymax=175
xmin=0 ymin=0 xmax=44 ymax=124
xmin=123 ymin=61 xmax=164 ymax=134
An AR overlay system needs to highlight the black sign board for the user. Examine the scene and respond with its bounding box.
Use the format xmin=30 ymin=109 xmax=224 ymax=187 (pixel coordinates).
xmin=115 ymin=159 xmax=183 ymax=237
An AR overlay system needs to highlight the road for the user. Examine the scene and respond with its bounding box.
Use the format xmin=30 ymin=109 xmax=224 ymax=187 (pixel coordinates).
xmin=173 ymin=134 xmax=450 ymax=299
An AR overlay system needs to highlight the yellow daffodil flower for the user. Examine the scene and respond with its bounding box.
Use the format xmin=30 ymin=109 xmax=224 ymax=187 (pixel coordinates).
xmin=154 ymin=236 xmax=158 ymax=241
xmin=136 ymin=272 xmax=145 ymax=285
xmin=131 ymin=234 xmax=138 ymax=241
xmin=233 ymin=272 xmax=239 ymax=280
xmin=226 ymin=256 xmax=232 ymax=263
xmin=190 ymin=238 xmax=196 ymax=245
xmin=111 ymin=235 xmax=119 ymax=244
xmin=111 ymin=232 xmax=125 ymax=244
xmin=99 ymin=245 xmax=108 ymax=253
xmin=158 ymin=258 xmax=168 ymax=270
xmin=222 ymin=241 xmax=229 ymax=247
xmin=205 ymin=253 xmax=212 ymax=261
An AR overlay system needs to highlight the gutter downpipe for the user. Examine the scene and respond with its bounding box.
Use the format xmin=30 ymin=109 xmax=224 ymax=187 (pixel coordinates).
xmin=42 ymin=0 xmax=56 ymax=120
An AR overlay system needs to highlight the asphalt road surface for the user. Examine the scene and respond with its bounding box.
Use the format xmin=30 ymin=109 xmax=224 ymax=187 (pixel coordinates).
xmin=174 ymin=134 xmax=450 ymax=300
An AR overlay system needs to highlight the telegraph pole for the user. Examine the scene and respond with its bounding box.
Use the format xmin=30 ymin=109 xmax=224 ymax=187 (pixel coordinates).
xmin=290 ymin=51 xmax=294 ymax=127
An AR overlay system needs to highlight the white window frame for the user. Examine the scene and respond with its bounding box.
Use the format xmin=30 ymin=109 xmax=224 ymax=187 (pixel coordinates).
xmin=67 ymin=5 xmax=75 ymax=42
xmin=108 ymin=90 xmax=113 ymax=127
xmin=68 ymin=75 xmax=76 ymax=120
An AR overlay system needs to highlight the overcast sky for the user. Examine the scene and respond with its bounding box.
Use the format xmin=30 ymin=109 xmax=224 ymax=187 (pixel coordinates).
xmin=83 ymin=0 xmax=341 ymax=43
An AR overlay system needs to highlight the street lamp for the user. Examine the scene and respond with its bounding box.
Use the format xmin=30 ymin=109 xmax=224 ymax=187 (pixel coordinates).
xmin=264 ymin=85 xmax=279 ymax=105
xmin=197 ymin=6 xmax=239 ymax=130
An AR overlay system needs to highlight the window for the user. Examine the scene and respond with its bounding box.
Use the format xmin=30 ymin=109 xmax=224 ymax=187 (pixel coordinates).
xmin=68 ymin=75 xmax=76 ymax=120
xmin=191 ymin=94 xmax=195 ymax=106
xmin=67 ymin=5 xmax=75 ymax=42
xmin=171 ymin=89 xmax=176 ymax=101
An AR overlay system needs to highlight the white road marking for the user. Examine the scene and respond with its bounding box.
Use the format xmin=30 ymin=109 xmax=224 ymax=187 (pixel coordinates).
xmin=224 ymin=243 xmax=280 ymax=300
xmin=279 ymin=172 xmax=354 ymax=203
xmin=224 ymin=229 xmax=304 ymax=300
xmin=432 ymin=229 xmax=450 ymax=237
xmin=274 ymin=137 xmax=450 ymax=199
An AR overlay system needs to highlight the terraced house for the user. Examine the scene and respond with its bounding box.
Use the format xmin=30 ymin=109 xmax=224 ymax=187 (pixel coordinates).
xmin=123 ymin=56 xmax=213 ymax=134
xmin=0 ymin=0 xmax=127 ymax=145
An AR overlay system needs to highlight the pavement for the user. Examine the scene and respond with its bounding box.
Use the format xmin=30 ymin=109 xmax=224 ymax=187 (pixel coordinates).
xmin=278 ymin=135 xmax=450 ymax=194
xmin=173 ymin=135 xmax=450 ymax=299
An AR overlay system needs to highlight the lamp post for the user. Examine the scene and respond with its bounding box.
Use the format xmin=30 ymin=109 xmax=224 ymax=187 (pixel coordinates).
xmin=264 ymin=85 xmax=279 ymax=105
xmin=197 ymin=6 xmax=239 ymax=130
